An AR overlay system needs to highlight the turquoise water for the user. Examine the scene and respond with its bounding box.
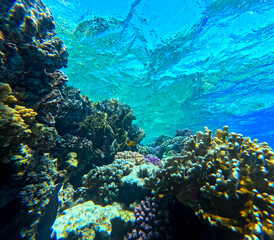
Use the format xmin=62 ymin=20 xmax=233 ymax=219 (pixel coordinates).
xmin=44 ymin=0 xmax=274 ymax=146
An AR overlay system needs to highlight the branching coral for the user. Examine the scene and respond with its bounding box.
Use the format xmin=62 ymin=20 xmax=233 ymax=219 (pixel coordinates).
xmin=144 ymin=126 xmax=274 ymax=240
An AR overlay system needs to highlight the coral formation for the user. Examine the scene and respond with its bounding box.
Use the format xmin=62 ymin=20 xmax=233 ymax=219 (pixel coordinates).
xmin=51 ymin=201 xmax=134 ymax=240
xmin=0 ymin=1 xmax=146 ymax=238
xmin=144 ymin=155 xmax=161 ymax=165
xmin=144 ymin=126 xmax=274 ymax=240
xmin=51 ymin=96 xmax=145 ymax=188
xmin=82 ymin=151 xmax=155 ymax=205
xmin=175 ymin=128 xmax=193 ymax=137
xmin=0 ymin=1 xmax=67 ymax=238
xmin=138 ymin=128 xmax=191 ymax=159
xmin=127 ymin=196 xmax=171 ymax=240
xmin=0 ymin=0 xmax=68 ymax=103
xmin=1 ymin=0 xmax=273 ymax=240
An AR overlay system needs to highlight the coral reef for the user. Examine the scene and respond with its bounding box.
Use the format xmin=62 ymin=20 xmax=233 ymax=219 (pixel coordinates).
xmin=144 ymin=155 xmax=161 ymax=165
xmin=50 ymin=96 xmax=145 ymax=188
xmin=175 ymin=128 xmax=193 ymax=137
xmin=138 ymin=128 xmax=191 ymax=159
xmin=0 ymin=1 xmax=146 ymax=238
xmin=127 ymin=196 xmax=171 ymax=240
xmin=82 ymin=151 xmax=155 ymax=205
xmin=77 ymin=98 xmax=145 ymax=164
xmin=144 ymin=126 xmax=274 ymax=240
xmin=51 ymin=201 xmax=134 ymax=240
xmin=2 ymin=1 xmax=273 ymax=240
xmin=0 ymin=0 xmax=68 ymax=107
xmin=0 ymin=1 xmax=67 ymax=239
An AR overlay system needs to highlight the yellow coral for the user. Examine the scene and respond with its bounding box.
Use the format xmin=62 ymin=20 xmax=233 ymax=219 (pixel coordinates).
xmin=115 ymin=151 xmax=146 ymax=165
xmin=0 ymin=82 xmax=38 ymax=138
xmin=66 ymin=152 xmax=78 ymax=168
xmin=144 ymin=126 xmax=274 ymax=239
xmin=195 ymin=126 xmax=274 ymax=240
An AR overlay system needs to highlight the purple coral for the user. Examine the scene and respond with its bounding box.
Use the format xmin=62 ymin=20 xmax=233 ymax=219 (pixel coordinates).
xmin=127 ymin=197 xmax=170 ymax=240
xmin=144 ymin=155 xmax=161 ymax=166
xmin=175 ymin=128 xmax=193 ymax=137
xmin=152 ymin=146 xmax=162 ymax=158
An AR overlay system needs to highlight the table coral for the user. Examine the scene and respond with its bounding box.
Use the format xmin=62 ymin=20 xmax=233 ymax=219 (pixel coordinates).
xmin=51 ymin=201 xmax=134 ymax=240
xmin=144 ymin=126 xmax=274 ymax=239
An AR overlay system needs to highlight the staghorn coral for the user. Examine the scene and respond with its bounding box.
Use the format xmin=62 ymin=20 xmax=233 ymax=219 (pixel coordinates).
xmin=51 ymin=201 xmax=134 ymax=240
xmin=144 ymin=126 xmax=274 ymax=240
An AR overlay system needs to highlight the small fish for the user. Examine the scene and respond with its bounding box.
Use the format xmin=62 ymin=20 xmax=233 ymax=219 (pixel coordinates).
xmin=36 ymin=183 xmax=63 ymax=240
xmin=127 ymin=141 xmax=137 ymax=146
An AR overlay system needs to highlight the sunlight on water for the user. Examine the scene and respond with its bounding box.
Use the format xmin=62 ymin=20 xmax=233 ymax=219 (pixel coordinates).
xmin=44 ymin=0 xmax=274 ymax=146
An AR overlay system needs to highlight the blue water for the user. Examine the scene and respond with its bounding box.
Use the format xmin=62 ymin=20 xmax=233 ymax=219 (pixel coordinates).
xmin=44 ymin=0 xmax=274 ymax=147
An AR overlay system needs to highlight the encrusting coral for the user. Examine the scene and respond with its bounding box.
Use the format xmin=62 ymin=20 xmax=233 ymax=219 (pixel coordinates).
xmin=144 ymin=126 xmax=274 ymax=240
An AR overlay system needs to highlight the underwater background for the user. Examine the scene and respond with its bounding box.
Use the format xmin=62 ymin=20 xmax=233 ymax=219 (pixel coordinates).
xmin=0 ymin=0 xmax=274 ymax=240
xmin=43 ymin=0 xmax=274 ymax=146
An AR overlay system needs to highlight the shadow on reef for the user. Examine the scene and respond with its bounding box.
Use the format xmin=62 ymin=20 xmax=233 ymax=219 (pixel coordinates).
xmin=168 ymin=198 xmax=243 ymax=240
xmin=127 ymin=195 xmax=243 ymax=240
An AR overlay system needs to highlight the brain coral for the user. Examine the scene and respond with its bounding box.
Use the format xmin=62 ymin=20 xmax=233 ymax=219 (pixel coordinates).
xmin=145 ymin=126 xmax=274 ymax=240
